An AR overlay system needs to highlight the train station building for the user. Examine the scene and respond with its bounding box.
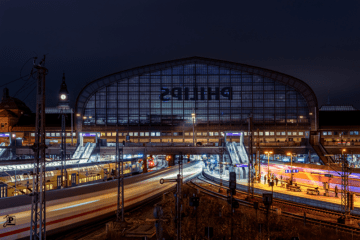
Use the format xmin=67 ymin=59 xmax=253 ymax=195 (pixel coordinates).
xmin=1 ymin=56 xmax=360 ymax=162
xmin=75 ymin=56 xmax=318 ymax=145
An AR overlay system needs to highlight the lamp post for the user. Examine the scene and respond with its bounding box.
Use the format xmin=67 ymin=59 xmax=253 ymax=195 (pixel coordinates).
xmin=286 ymin=152 xmax=295 ymax=184
xmin=191 ymin=110 xmax=196 ymax=146
xmin=264 ymin=151 xmax=273 ymax=179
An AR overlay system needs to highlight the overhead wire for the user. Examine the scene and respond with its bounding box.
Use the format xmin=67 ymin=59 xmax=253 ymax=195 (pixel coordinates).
xmin=0 ymin=74 xmax=31 ymax=89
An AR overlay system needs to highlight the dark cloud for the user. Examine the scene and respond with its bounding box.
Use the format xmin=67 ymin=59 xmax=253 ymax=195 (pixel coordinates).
xmin=1 ymin=0 xmax=360 ymax=110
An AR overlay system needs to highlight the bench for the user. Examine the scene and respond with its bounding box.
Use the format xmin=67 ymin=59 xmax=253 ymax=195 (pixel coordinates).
xmin=288 ymin=185 xmax=301 ymax=192
xmin=307 ymin=187 xmax=320 ymax=195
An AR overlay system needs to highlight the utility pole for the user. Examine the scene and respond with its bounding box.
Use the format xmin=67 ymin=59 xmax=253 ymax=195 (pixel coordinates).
xmin=339 ymin=149 xmax=353 ymax=224
xmin=58 ymin=72 xmax=69 ymax=188
xmin=159 ymin=153 xmax=183 ymax=240
xmin=247 ymin=114 xmax=254 ymax=199
xmin=116 ymin=130 xmax=125 ymax=222
xmin=60 ymin=112 xmax=66 ymax=187
xmin=30 ymin=56 xmax=47 ymax=240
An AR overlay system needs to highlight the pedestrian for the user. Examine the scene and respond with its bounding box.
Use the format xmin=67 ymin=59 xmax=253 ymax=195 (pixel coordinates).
xmin=264 ymin=175 xmax=267 ymax=184
xmin=267 ymin=177 xmax=270 ymax=186
xmin=335 ymin=185 xmax=338 ymax=198
xmin=275 ymin=177 xmax=278 ymax=186
xmin=280 ymin=175 xmax=283 ymax=185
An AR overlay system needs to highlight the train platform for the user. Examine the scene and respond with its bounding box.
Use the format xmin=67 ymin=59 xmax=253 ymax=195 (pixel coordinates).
xmin=203 ymin=169 xmax=360 ymax=216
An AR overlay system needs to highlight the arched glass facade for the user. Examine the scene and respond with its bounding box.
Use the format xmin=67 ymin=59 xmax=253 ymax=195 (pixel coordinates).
xmin=83 ymin=64 xmax=309 ymax=126
xmin=76 ymin=57 xmax=318 ymax=134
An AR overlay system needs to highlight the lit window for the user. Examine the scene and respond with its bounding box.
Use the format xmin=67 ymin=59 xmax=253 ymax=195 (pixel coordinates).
xmin=101 ymin=132 xmax=105 ymax=137
xmin=293 ymin=132 xmax=297 ymax=135
xmin=254 ymin=132 xmax=258 ymax=136
xmin=66 ymin=133 xmax=71 ymax=136
xmin=281 ymin=132 xmax=285 ymax=136
xmin=323 ymin=131 xmax=327 ymax=136
xmin=299 ymin=132 xmax=304 ymax=136
xmin=129 ymin=132 xmax=133 ymax=136
xmin=140 ymin=132 xmax=144 ymax=136
xmin=276 ymin=132 xmax=280 ymax=136
xmin=46 ymin=133 xmax=50 ymax=137
xmin=107 ymin=132 xmax=111 ymax=136
xmin=203 ymin=132 xmax=207 ymax=136
xmin=151 ymin=132 xmax=155 ymax=136
xmin=112 ymin=132 xmax=116 ymax=136
xmin=156 ymin=132 xmax=160 ymax=136
xmin=31 ymin=133 xmax=35 ymax=137
xmin=56 ymin=133 xmax=60 ymax=137
xmin=328 ymin=131 xmax=332 ymax=135
xmin=134 ymin=132 xmax=138 ymax=136
xmin=209 ymin=132 xmax=213 ymax=136
xmin=265 ymin=132 xmax=269 ymax=136
xmin=145 ymin=132 xmax=149 ymax=136
xmin=270 ymin=132 xmax=274 ymax=136
xmin=73 ymin=133 xmax=76 ymax=136
xmin=244 ymin=132 xmax=247 ymax=136
xmin=197 ymin=132 xmax=202 ymax=136
xmin=259 ymin=132 xmax=263 ymax=136
xmin=214 ymin=132 xmax=219 ymax=136
xmin=51 ymin=133 xmax=55 ymax=137
xmin=355 ymin=131 xmax=359 ymax=135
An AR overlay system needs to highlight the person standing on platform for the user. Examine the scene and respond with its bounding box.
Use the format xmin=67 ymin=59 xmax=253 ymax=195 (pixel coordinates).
xmin=335 ymin=185 xmax=338 ymax=198
xmin=264 ymin=175 xmax=267 ymax=184
xmin=275 ymin=177 xmax=278 ymax=186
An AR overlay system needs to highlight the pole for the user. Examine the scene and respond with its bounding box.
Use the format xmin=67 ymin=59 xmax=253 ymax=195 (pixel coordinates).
xmin=291 ymin=154 xmax=293 ymax=184
xmin=61 ymin=113 xmax=66 ymax=188
xmin=248 ymin=114 xmax=253 ymax=198
xmin=231 ymin=189 xmax=234 ymax=240
xmin=267 ymin=153 xmax=270 ymax=179
xmin=15 ymin=168 xmax=17 ymax=194
xmin=192 ymin=114 xmax=195 ymax=147
xmin=30 ymin=56 xmax=47 ymax=240
xmin=121 ymin=150 xmax=124 ymax=221
xmin=71 ymin=109 xmax=73 ymax=145
xmin=116 ymin=129 xmax=120 ymax=221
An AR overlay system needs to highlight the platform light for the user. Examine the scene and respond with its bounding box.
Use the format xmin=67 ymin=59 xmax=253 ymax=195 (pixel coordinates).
xmin=83 ymin=116 xmax=87 ymax=119
xmin=264 ymin=151 xmax=273 ymax=179
xmin=286 ymin=152 xmax=295 ymax=183
xmin=88 ymin=116 xmax=92 ymax=119
xmin=76 ymin=113 xmax=81 ymax=117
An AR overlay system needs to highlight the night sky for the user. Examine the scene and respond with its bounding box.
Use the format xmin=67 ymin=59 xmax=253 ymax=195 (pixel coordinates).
xmin=1 ymin=0 xmax=359 ymax=111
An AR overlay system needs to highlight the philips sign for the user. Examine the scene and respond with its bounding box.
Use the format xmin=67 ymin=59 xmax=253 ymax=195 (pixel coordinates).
xmin=160 ymin=87 xmax=232 ymax=101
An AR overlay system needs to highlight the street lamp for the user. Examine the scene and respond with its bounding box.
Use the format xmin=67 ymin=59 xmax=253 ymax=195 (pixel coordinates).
xmin=191 ymin=110 xmax=196 ymax=146
xmin=286 ymin=152 xmax=296 ymax=184
xmin=264 ymin=151 xmax=273 ymax=179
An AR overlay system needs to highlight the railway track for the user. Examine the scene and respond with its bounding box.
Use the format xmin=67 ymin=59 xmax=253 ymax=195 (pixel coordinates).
xmin=49 ymin=187 xmax=175 ymax=240
xmin=199 ymin=173 xmax=360 ymax=221
xmin=189 ymin=174 xmax=360 ymax=237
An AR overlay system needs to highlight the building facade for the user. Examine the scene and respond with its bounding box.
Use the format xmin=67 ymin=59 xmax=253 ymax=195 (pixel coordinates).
xmin=75 ymin=57 xmax=318 ymax=144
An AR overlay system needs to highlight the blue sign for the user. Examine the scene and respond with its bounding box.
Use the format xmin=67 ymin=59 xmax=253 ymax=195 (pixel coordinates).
xmin=285 ymin=169 xmax=299 ymax=173
xmin=0 ymin=133 xmax=9 ymax=137
xmin=226 ymin=133 xmax=241 ymax=136
xmin=82 ymin=133 xmax=96 ymax=137
xmin=235 ymin=164 xmax=247 ymax=167
xmin=325 ymin=174 xmax=333 ymax=177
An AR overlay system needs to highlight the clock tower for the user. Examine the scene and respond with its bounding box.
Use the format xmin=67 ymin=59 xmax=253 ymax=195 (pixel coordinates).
xmin=58 ymin=72 xmax=69 ymax=109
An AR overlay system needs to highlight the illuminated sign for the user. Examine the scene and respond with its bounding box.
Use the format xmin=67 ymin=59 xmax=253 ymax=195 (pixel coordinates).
xmin=285 ymin=169 xmax=299 ymax=173
xmin=0 ymin=133 xmax=9 ymax=137
xmin=235 ymin=164 xmax=247 ymax=167
xmin=160 ymin=87 xmax=232 ymax=101
xmin=82 ymin=133 xmax=97 ymax=137
xmin=226 ymin=133 xmax=241 ymax=136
